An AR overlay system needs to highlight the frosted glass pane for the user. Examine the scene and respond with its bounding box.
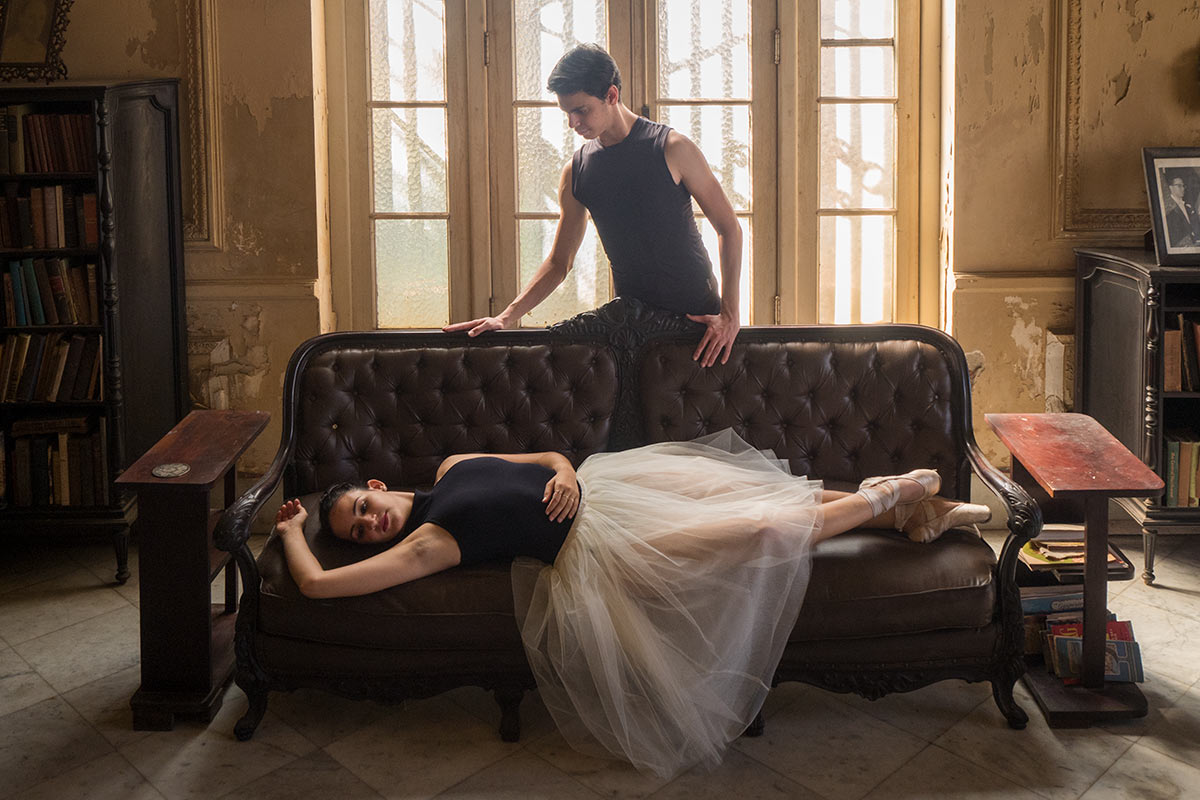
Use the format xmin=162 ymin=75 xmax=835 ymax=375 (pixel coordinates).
xmin=517 ymin=108 xmax=577 ymax=213
xmin=698 ymin=215 xmax=750 ymax=323
xmin=820 ymin=46 xmax=894 ymax=98
xmin=818 ymin=215 xmax=893 ymax=324
xmin=372 ymin=108 xmax=447 ymax=213
xmin=819 ymin=103 xmax=893 ymax=209
xmin=369 ymin=0 xmax=446 ymax=102
xmin=821 ymin=0 xmax=894 ymax=40
xmin=659 ymin=0 xmax=750 ymax=100
xmin=376 ymin=219 xmax=448 ymax=328
xmin=658 ymin=104 xmax=751 ymax=211
xmin=514 ymin=0 xmax=607 ymax=101
xmin=519 ymin=220 xmax=610 ymax=327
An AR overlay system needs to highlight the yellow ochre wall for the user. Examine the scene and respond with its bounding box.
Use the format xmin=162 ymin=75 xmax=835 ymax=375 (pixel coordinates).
xmin=37 ymin=1 xmax=1200 ymax=477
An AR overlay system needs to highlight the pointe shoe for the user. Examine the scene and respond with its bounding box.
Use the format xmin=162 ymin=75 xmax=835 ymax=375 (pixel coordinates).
xmin=856 ymin=469 xmax=941 ymax=519
xmin=903 ymin=500 xmax=992 ymax=543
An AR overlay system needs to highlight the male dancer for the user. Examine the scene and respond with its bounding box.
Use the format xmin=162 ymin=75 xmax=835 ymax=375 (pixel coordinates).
xmin=444 ymin=44 xmax=741 ymax=367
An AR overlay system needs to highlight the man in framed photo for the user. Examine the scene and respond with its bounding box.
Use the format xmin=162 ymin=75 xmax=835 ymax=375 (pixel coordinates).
xmin=1163 ymin=173 xmax=1200 ymax=248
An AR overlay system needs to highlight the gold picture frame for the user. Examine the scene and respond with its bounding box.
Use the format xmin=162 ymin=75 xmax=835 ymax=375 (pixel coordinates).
xmin=0 ymin=0 xmax=73 ymax=82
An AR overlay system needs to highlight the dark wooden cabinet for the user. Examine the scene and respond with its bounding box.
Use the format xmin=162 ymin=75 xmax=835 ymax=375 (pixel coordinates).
xmin=0 ymin=81 xmax=189 ymax=582
xmin=1075 ymin=247 xmax=1200 ymax=583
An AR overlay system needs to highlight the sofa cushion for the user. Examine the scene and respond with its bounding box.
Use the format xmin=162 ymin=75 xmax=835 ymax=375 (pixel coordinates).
xmin=254 ymin=495 xmax=996 ymax=650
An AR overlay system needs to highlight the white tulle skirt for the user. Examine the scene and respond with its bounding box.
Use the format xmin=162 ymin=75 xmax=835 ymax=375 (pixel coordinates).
xmin=512 ymin=429 xmax=823 ymax=779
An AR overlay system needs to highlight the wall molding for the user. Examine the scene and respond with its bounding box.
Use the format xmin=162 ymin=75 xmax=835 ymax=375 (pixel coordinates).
xmin=182 ymin=0 xmax=224 ymax=251
xmin=1051 ymin=0 xmax=1147 ymax=241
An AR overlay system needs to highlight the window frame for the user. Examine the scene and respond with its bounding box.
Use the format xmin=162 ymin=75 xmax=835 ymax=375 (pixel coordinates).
xmin=325 ymin=0 xmax=931 ymax=331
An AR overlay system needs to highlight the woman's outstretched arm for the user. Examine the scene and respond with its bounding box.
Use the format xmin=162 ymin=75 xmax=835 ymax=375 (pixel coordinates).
xmin=275 ymin=500 xmax=461 ymax=598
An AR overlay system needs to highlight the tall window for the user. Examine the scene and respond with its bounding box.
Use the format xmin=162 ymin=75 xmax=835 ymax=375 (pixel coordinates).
xmin=331 ymin=1 xmax=919 ymax=330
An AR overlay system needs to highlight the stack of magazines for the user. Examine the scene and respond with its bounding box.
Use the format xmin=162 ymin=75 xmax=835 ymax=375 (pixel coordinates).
xmin=1019 ymin=585 xmax=1144 ymax=684
xmin=1017 ymin=524 xmax=1132 ymax=580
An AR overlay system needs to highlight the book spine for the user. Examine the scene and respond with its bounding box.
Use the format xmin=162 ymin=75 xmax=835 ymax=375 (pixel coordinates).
xmin=1020 ymin=594 xmax=1084 ymax=614
xmin=1164 ymin=329 xmax=1183 ymax=392
xmin=32 ymin=260 xmax=58 ymax=325
xmin=1191 ymin=441 xmax=1200 ymax=508
xmin=20 ymin=259 xmax=44 ymax=325
xmin=1180 ymin=314 xmax=1200 ymax=392
xmin=1178 ymin=437 xmax=1194 ymax=509
xmin=1166 ymin=438 xmax=1180 ymax=507
xmin=9 ymin=262 xmax=27 ymax=325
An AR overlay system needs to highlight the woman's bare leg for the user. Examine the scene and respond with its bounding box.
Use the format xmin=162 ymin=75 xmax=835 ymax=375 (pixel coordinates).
xmin=814 ymin=480 xmax=933 ymax=544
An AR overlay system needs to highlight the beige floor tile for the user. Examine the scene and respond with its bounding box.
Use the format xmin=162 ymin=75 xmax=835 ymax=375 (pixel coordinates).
xmin=1079 ymin=742 xmax=1200 ymax=800
xmin=11 ymin=751 xmax=165 ymax=800
xmin=524 ymin=729 xmax=669 ymax=799
xmin=831 ymin=678 xmax=995 ymax=742
xmin=861 ymin=743 xmax=1042 ymax=800
xmin=61 ymin=664 xmax=154 ymax=750
xmin=0 ymin=548 xmax=80 ymax=597
xmin=434 ymin=749 xmax=599 ymax=799
xmin=1108 ymin=595 xmax=1200 ymax=687
xmin=265 ymin=687 xmax=395 ymax=749
xmin=442 ymin=685 xmax=557 ymax=744
xmin=119 ymin=684 xmax=315 ymax=800
xmin=324 ymin=695 xmax=519 ymax=800
xmin=647 ymin=748 xmax=822 ymax=800
xmin=0 ymin=696 xmax=115 ymax=798
xmin=732 ymin=683 xmax=927 ymax=800
xmin=82 ymin=548 xmax=140 ymax=606
xmin=15 ymin=605 xmax=140 ymax=694
xmin=0 ymin=567 xmax=130 ymax=645
xmin=934 ymin=682 xmax=1133 ymax=800
xmin=1095 ymin=667 xmax=1192 ymax=741
xmin=0 ymin=644 xmax=57 ymax=717
xmin=1134 ymin=681 xmax=1200 ymax=769
xmin=231 ymin=748 xmax=383 ymax=800
xmin=1112 ymin=553 xmax=1200 ymax=622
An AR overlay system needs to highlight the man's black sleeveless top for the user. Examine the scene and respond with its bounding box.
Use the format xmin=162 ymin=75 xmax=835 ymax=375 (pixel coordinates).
xmin=399 ymin=457 xmax=573 ymax=565
xmin=572 ymin=116 xmax=720 ymax=315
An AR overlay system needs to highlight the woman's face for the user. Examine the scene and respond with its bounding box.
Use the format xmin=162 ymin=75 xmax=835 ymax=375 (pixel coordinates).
xmin=329 ymin=481 xmax=406 ymax=544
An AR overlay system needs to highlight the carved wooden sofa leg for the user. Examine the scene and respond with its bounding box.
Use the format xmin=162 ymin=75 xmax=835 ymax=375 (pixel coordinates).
xmin=742 ymin=710 xmax=766 ymax=737
xmin=495 ymin=687 xmax=524 ymax=742
xmin=234 ymin=677 xmax=269 ymax=741
xmin=992 ymin=677 xmax=1028 ymax=730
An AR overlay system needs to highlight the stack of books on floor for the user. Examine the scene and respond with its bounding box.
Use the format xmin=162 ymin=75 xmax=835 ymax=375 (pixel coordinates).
xmin=1163 ymin=430 xmax=1199 ymax=507
xmin=1020 ymin=585 xmax=1145 ymax=684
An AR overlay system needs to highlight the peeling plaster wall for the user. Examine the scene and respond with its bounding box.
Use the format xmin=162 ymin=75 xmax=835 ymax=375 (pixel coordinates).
xmin=949 ymin=0 xmax=1200 ymax=464
xmin=61 ymin=0 xmax=325 ymax=477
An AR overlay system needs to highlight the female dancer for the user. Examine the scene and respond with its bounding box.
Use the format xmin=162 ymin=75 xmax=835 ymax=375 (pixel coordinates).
xmin=274 ymin=430 xmax=989 ymax=778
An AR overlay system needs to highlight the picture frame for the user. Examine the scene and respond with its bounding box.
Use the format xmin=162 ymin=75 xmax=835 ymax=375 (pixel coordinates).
xmin=1143 ymin=146 xmax=1200 ymax=266
xmin=0 ymin=0 xmax=73 ymax=83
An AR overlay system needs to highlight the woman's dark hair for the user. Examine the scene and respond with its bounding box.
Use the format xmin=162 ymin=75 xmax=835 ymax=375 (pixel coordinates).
xmin=547 ymin=43 xmax=621 ymax=100
xmin=318 ymin=481 xmax=363 ymax=537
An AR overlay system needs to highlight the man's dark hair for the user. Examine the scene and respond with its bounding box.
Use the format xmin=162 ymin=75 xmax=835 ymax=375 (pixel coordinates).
xmin=547 ymin=43 xmax=621 ymax=100
xmin=318 ymin=481 xmax=363 ymax=537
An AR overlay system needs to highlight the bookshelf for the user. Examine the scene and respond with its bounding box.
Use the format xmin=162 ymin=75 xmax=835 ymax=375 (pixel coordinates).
xmin=1075 ymin=248 xmax=1200 ymax=585
xmin=0 ymin=81 xmax=189 ymax=582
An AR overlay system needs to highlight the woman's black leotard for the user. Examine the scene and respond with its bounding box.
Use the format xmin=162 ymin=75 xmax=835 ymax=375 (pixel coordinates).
xmin=398 ymin=457 xmax=573 ymax=565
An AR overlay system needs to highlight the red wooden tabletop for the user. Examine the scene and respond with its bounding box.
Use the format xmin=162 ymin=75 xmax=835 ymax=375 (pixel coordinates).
xmin=117 ymin=409 xmax=270 ymax=489
xmin=985 ymin=412 xmax=1163 ymax=498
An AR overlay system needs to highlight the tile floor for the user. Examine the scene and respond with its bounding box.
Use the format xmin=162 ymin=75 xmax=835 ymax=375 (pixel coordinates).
xmin=2 ymin=529 xmax=1199 ymax=800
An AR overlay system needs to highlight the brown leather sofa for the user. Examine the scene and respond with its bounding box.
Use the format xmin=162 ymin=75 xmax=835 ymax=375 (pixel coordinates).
xmin=215 ymin=298 xmax=1040 ymax=742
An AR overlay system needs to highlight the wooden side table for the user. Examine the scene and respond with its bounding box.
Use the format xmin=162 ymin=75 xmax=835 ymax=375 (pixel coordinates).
xmin=117 ymin=409 xmax=270 ymax=730
xmin=986 ymin=412 xmax=1163 ymax=727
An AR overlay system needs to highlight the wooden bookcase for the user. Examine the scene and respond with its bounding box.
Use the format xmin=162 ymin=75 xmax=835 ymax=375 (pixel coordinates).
xmin=1075 ymin=247 xmax=1200 ymax=584
xmin=0 ymin=81 xmax=189 ymax=582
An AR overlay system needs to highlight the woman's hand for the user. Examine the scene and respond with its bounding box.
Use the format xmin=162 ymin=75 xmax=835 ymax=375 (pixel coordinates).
xmin=275 ymin=499 xmax=308 ymax=536
xmin=543 ymin=467 xmax=580 ymax=523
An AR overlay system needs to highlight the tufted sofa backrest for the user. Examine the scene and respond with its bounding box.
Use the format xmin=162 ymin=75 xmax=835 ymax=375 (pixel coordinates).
xmin=278 ymin=299 xmax=975 ymax=501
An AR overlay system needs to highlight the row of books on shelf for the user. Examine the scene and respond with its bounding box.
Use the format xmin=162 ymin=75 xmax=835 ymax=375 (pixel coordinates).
xmin=1164 ymin=313 xmax=1200 ymax=392
xmin=1164 ymin=432 xmax=1200 ymax=507
xmin=0 ymin=107 xmax=95 ymax=175
xmin=1020 ymin=585 xmax=1144 ymax=684
xmin=0 ymin=184 xmax=99 ymax=250
xmin=0 ymin=332 xmax=102 ymax=403
xmin=0 ymin=418 xmax=110 ymax=507
xmin=3 ymin=258 xmax=98 ymax=327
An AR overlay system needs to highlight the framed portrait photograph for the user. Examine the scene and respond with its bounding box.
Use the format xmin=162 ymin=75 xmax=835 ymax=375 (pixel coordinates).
xmin=1143 ymin=147 xmax=1200 ymax=266
xmin=0 ymin=0 xmax=73 ymax=82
